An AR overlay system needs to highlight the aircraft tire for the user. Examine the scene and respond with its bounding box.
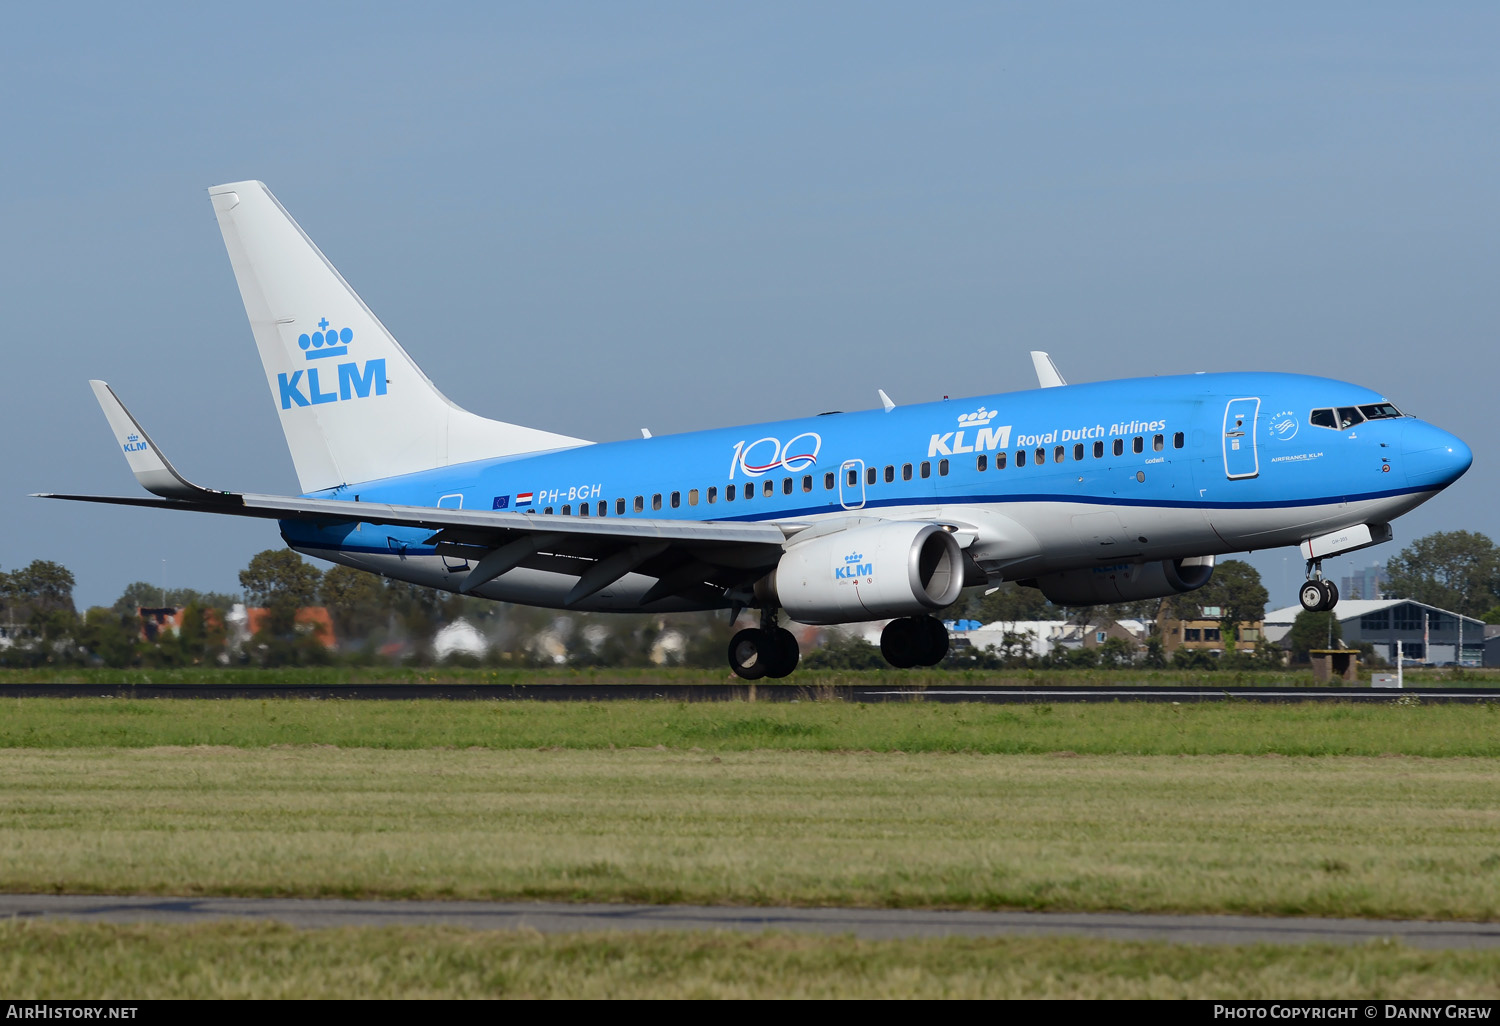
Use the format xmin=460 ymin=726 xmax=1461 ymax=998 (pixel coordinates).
xmin=728 ymin=628 xmax=769 ymax=681
xmin=1322 ymin=580 xmax=1340 ymax=611
xmin=880 ymin=618 xmax=919 ymax=669
xmin=1299 ymin=581 xmax=1326 ymax=613
xmin=764 ymin=628 xmax=800 ymax=679
xmin=916 ymin=616 xmax=949 ymax=666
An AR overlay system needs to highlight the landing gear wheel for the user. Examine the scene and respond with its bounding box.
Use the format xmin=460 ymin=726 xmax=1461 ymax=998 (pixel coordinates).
xmin=764 ymin=627 xmax=800 ymax=679
xmin=728 ymin=628 xmax=768 ymax=680
xmin=880 ymin=618 xmax=920 ymax=669
xmin=1299 ymin=581 xmax=1325 ymax=613
xmin=916 ymin=616 xmax=949 ymax=666
xmin=1322 ymin=580 xmax=1339 ymax=610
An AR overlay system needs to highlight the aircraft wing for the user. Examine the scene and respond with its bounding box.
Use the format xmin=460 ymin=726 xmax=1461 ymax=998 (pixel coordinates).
xmin=43 ymin=382 xmax=793 ymax=605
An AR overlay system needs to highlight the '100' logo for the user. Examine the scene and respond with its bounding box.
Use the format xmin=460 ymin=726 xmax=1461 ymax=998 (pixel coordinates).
xmin=728 ymin=432 xmax=822 ymax=479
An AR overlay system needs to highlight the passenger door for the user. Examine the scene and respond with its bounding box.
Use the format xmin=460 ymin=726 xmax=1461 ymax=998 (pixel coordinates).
xmin=1222 ymin=398 xmax=1260 ymax=480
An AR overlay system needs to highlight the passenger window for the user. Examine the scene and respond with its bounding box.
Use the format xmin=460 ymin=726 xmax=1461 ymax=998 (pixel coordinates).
xmin=1035 ymin=448 xmax=1046 ymax=465
xmin=921 ymin=461 xmax=931 ymax=478
xmin=802 ymin=475 xmax=812 ymax=492
xmin=902 ymin=463 xmax=912 ymax=481
xmin=688 ymin=489 xmax=698 ymax=506
xmin=561 ymin=505 xmax=570 ymax=516
xmin=670 ymin=491 xmax=680 ymax=508
xmin=1016 ymin=449 xmax=1026 ymax=467
xmin=939 ymin=459 xmax=949 ymax=476
xmin=1054 ymin=445 xmax=1064 ymax=463
xmin=1074 ymin=443 xmax=1084 ymax=461
xmin=824 ymin=472 xmax=834 ymax=490
xmin=1113 ymin=439 xmax=1124 ymax=456
xmin=976 ymin=454 xmax=987 ymax=472
xmin=763 ymin=480 xmax=774 ymax=497
xmin=847 ymin=468 xmax=858 ymax=487
xmin=995 ymin=451 xmax=1006 ymax=469
xmin=782 ymin=477 xmax=792 ymax=495
xmin=708 ymin=486 xmax=718 ymax=504
xmin=884 ymin=465 xmax=895 ymax=483
xmin=598 ymin=501 xmax=607 ymax=516
xmin=726 ymin=485 xmax=735 ymax=502
xmin=1153 ymin=434 xmax=1164 ymax=452
xmin=616 ymin=498 xmax=626 ymax=515
xmin=1173 ymin=432 xmax=1184 ymax=449
xmin=652 ymin=494 xmax=662 ymax=511
xmin=1310 ymin=409 xmax=1337 ymax=429
xmin=866 ymin=467 xmax=877 ymax=486
xmin=543 ymin=507 xmax=553 ymax=515
xmin=744 ymin=484 xmax=754 ymax=502
xmin=579 ymin=504 xmax=589 ymax=517
xmin=1337 ymin=407 xmax=1365 ymax=428
xmin=634 ymin=496 xmax=644 ymax=513
xmin=1093 ymin=441 xmax=1104 ymax=458
xmin=1133 ymin=436 xmax=1144 ymax=454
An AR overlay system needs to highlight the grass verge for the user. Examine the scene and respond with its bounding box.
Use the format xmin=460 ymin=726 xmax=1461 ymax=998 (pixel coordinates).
xmin=2 ymin=920 xmax=1497 ymax=999
xmin=3 ymin=748 xmax=1498 ymax=919
xmin=1 ymin=696 xmax=1497 ymax=756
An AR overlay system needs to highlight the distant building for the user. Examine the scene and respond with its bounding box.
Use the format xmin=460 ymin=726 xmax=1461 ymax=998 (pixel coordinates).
xmin=1158 ymin=606 xmax=1263 ymax=654
xmin=1340 ymin=564 xmax=1387 ymax=601
xmin=224 ymin=603 xmax=337 ymax=650
xmin=1262 ymin=599 xmax=1483 ymax=666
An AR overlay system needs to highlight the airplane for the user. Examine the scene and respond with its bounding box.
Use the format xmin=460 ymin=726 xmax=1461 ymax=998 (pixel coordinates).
xmin=42 ymin=181 xmax=1473 ymax=678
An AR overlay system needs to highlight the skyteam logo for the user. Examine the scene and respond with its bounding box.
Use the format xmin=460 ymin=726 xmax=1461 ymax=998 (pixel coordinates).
xmin=834 ymin=551 xmax=873 ymax=581
xmin=1268 ymin=409 xmax=1299 ymax=442
xmin=278 ymin=317 xmax=388 ymax=410
xmin=928 ymin=406 xmax=1011 ymax=458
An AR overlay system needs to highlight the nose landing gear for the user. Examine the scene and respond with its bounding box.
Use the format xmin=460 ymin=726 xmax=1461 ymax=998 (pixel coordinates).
xmin=727 ymin=608 xmax=800 ymax=680
xmin=1298 ymin=560 xmax=1340 ymax=613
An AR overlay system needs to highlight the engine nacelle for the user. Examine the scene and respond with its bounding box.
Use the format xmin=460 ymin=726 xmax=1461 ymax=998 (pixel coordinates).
xmin=1028 ymin=556 xmax=1215 ymax=605
xmin=761 ymin=521 xmax=965 ymax=624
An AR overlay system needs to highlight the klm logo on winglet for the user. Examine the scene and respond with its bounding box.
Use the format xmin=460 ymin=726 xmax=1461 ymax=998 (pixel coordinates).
xmin=122 ymin=433 xmax=149 ymax=454
xmin=277 ymin=317 xmax=387 ymax=410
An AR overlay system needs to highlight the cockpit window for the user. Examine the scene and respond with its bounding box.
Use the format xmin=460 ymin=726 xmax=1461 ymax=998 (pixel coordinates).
xmin=1336 ymin=407 xmax=1365 ymax=428
xmin=1310 ymin=409 xmax=1337 ymax=429
xmin=1359 ymin=403 xmax=1403 ymax=420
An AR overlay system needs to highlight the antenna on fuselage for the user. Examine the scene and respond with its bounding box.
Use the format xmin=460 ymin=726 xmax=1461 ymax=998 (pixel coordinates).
xmin=1030 ymin=351 xmax=1067 ymax=388
xmin=877 ymin=389 xmax=895 ymax=412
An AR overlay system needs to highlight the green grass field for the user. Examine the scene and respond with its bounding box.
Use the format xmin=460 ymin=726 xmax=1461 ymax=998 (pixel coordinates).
xmin=4 ymin=920 xmax=1497 ymax=999
xmin=3 ymin=697 xmax=1496 ymax=997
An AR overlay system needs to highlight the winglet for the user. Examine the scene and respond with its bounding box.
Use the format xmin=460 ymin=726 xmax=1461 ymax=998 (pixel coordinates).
xmin=88 ymin=381 xmax=231 ymax=502
xmin=1030 ymin=352 xmax=1067 ymax=388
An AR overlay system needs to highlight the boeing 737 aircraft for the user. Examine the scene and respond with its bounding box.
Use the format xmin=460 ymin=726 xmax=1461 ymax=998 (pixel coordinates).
xmin=43 ymin=181 xmax=1473 ymax=678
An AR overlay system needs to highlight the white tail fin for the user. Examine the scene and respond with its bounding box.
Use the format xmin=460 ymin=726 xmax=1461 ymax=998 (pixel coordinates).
xmin=209 ymin=181 xmax=589 ymax=493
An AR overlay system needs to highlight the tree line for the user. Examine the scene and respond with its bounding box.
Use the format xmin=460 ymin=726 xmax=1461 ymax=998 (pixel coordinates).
xmin=1 ymin=528 xmax=1492 ymax=669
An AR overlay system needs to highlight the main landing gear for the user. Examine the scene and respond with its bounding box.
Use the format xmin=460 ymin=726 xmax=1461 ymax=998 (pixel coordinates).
xmin=728 ymin=611 xmax=800 ymax=680
xmin=880 ymin=615 xmax=950 ymax=669
xmin=1299 ymin=560 xmax=1340 ymax=613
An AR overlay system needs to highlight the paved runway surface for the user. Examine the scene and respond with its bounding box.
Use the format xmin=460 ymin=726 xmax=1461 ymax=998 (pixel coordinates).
xmin=3 ymin=683 xmax=1497 ymax=703
xmin=4 ymin=895 xmax=1498 ymax=949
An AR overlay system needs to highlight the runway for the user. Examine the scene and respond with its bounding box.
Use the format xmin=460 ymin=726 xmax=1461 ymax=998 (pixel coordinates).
xmin=2 ymin=683 xmax=1497 ymax=703
xmin=4 ymin=895 xmax=1497 ymax=949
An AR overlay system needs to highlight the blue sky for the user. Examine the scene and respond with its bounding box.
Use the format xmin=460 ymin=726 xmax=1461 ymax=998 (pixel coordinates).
xmin=2 ymin=2 xmax=1495 ymax=609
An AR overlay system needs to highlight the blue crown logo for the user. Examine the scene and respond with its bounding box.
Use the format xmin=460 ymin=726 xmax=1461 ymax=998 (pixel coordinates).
xmin=298 ymin=317 xmax=352 ymax=361
xmin=844 ymin=552 xmax=864 ymax=563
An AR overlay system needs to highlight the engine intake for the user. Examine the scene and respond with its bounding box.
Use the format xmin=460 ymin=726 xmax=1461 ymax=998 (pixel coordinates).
xmin=762 ymin=521 xmax=964 ymax=624
xmin=1028 ymin=556 xmax=1214 ymax=605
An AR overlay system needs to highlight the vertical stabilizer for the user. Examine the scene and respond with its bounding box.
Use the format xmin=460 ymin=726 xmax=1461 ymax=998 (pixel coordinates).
xmin=209 ymin=181 xmax=589 ymax=493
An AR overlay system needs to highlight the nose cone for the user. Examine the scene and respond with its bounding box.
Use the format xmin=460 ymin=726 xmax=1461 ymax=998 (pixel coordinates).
xmin=1403 ymin=421 xmax=1472 ymax=490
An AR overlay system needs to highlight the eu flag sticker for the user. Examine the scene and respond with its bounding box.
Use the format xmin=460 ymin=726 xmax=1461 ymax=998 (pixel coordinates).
xmin=492 ymin=495 xmax=510 ymax=510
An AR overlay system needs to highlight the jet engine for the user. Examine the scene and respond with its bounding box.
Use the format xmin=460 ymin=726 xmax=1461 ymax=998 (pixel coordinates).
xmin=759 ymin=521 xmax=965 ymax=624
xmin=1026 ymin=556 xmax=1214 ymax=605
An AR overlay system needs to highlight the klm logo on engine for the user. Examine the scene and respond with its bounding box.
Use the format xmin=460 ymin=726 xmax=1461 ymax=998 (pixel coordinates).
xmin=835 ymin=551 xmax=873 ymax=581
xmin=929 ymin=406 xmax=1011 ymax=458
xmin=277 ymin=317 xmax=387 ymax=410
